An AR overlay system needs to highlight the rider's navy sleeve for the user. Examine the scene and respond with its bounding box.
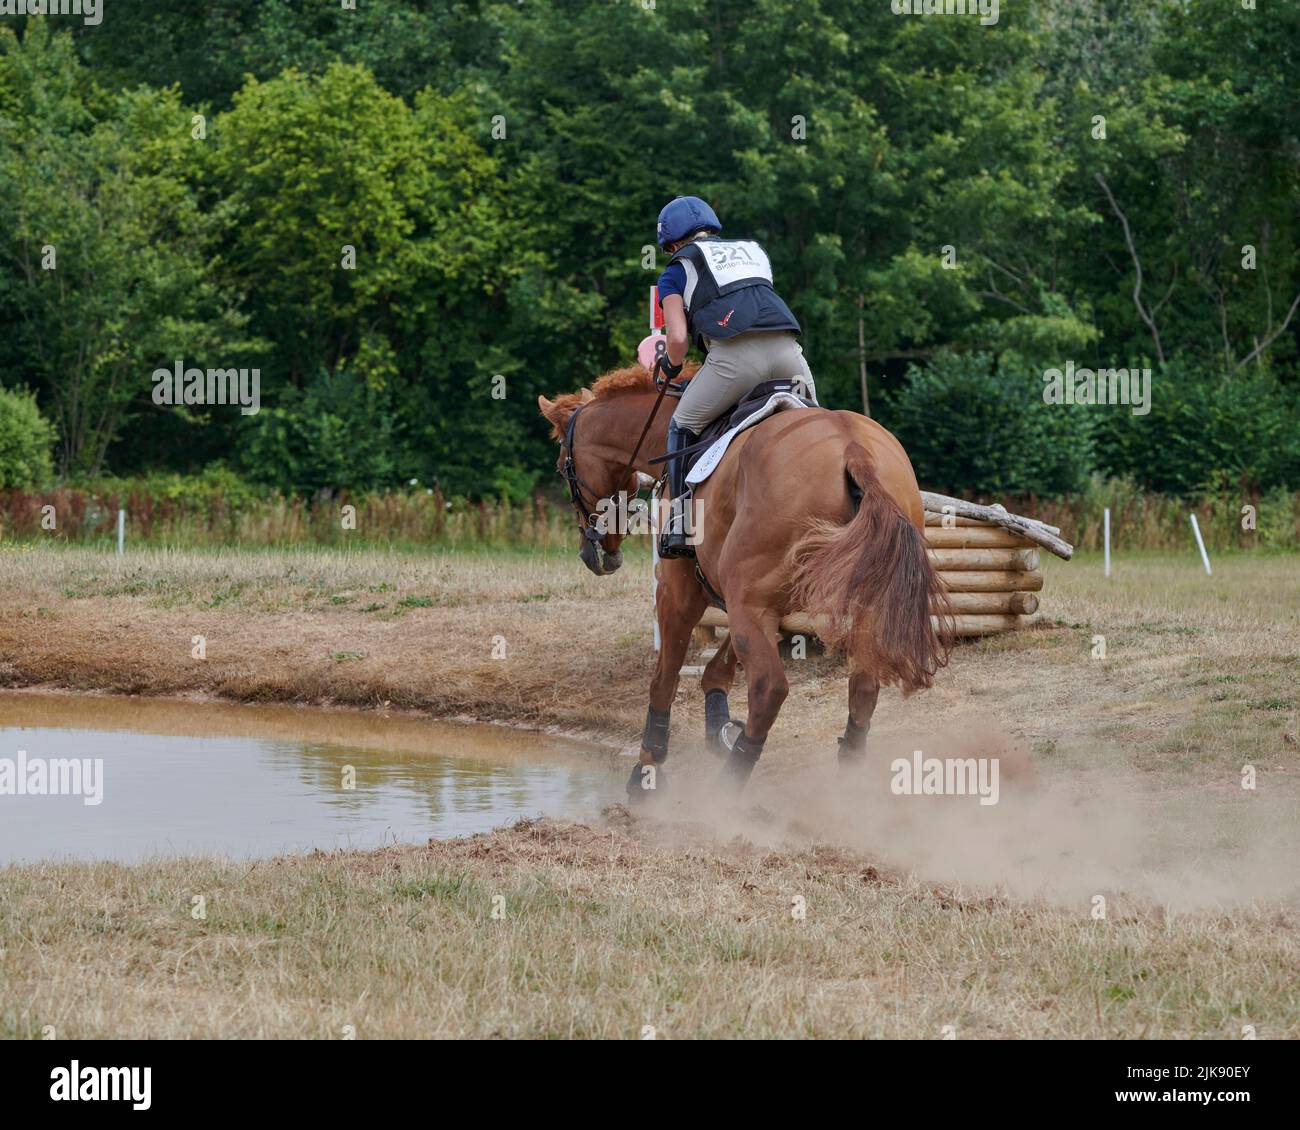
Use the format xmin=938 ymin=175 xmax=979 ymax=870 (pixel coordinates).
xmin=656 ymin=262 xmax=687 ymax=302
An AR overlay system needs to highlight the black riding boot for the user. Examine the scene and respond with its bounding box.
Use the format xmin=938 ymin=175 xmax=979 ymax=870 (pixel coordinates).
xmin=660 ymin=419 xmax=698 ymax=559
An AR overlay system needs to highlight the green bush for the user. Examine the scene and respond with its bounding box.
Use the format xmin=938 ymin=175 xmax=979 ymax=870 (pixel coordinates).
xmin=0 ymin=386 xmax=55 ymax=489
xmin=239 ymin=369 xmax=401 ymax=494
xmin=881 ymin=351 xmax=1096 ymax=496
xmin=73 ymin=466 xmax=269 ymax=509
xmin=1093 ymin=363 xmax=1300 ymax=494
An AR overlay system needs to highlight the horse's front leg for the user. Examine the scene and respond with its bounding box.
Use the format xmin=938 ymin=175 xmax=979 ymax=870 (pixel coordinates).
xmin=701 ymin=633 xmax=737 ymax=752
xmin=629 ymin=559 xmax=707 ymax=802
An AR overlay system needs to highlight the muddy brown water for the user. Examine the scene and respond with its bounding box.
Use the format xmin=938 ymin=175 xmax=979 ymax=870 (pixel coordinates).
xmin=0 ymin=692 xmax=617 ymax=864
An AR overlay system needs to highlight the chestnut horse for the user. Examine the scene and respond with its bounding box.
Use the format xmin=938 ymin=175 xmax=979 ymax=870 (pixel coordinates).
xmin=539 ymin=365 xmax=950 ymax=798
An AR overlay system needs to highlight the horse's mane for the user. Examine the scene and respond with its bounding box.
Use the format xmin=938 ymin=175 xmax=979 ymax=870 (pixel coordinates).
xmin=544 ymin=361 xmax=700 ymax=440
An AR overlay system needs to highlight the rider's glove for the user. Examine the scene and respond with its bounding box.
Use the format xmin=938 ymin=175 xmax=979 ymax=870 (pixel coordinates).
xmin=654 ymin=356 xmax=683 ymax=380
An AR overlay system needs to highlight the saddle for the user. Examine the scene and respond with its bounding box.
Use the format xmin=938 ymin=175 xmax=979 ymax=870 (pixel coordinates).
xmin=675 ymin=377 xmax=818 ymax=477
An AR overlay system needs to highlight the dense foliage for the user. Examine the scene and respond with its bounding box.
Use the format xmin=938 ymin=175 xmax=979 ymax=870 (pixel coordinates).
xmin=0 ymin=1 xmax=1296 ymax=499
xmin=0 ymin=386 xmax=54 ymax=488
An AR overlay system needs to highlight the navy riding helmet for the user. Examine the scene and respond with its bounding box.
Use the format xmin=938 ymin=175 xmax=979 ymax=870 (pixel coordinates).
xmin=657 ymin=196 xmax=721 ymax=249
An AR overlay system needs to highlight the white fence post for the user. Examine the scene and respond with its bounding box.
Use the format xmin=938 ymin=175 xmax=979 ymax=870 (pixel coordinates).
xmin=1189 ymin=513 xmax=1212 ymax=576
xmin=117 ymin=508 xmax=125 ymax=556
xmin=649 ymin=285 xmax=665 ymax=652
xmin=1103 ymin=507 xmax=1111 ymax=578
xmin=651 ymin=482 xmax=661 ymax=652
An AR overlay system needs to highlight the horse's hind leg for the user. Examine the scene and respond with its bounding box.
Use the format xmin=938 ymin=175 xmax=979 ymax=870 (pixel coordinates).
xmin=630 ymin=561 xmax=707 ymax=802
xmin=718 ymin=606 xmax=787 ymax=790
xmin=839 ymin=669 xmax=879 ymax=767
xmin=701 ymin=633 xmax=737 ymax=752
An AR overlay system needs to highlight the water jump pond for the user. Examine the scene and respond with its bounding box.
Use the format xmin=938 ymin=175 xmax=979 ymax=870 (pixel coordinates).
xmin=0 ymin=692 xmax=615 ymax=864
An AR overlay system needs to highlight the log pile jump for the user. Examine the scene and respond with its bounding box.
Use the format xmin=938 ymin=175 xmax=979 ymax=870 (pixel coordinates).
xmin=693 ymin=491 xmax=1073 ymax=643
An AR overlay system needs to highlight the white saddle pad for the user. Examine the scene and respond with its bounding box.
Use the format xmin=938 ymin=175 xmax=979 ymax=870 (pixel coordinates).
xmin=686 ymin=392 xmax=814 ymax=486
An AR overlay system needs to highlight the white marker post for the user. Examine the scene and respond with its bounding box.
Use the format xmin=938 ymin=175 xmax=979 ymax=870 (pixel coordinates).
xmin=1103 ymin=507 xmax=1111 ymax=578
xmin=651 ymin=482 xmax=661 ymax=653
xmin=117 ymin=508 xmax=125 ymax=556
xmin=1189 ymin=513 xmax=1212 ymax=576
xmin=648 ymin=285 xmax=665 ymax=653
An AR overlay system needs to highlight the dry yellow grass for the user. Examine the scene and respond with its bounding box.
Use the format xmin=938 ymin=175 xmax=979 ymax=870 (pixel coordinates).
xmin=0 ymin=543 xmax=1297 ymax=1038
xmin=3 ymin=818 xmax=1297 ymax=1039
xmin=0 ymin=544 xmax=656 ymax=730
xmin=0 ymin=544 xmax=1295 ymax=754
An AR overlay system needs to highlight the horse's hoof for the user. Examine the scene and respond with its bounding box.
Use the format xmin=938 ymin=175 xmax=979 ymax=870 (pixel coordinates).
xmin=717 ymin=720 xmax=744 ymax=753
xmin=626 ymin=762 xmax=667 ymax=801
xmin=837 ymin=720 xmax=869 ymax=767
xmin=718 ymin=727 xmax=763 ymax=792
xmin=720 ymin=750 xmax=759 ymax=792
xmin=837 ymin=748 xmax=868 ymax=770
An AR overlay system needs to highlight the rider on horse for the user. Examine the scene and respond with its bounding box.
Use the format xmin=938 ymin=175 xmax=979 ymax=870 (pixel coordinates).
xmin=655 ymin=196 xmax=815 ymax=559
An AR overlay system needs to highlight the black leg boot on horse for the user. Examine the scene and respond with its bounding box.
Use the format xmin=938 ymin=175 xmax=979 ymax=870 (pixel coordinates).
xmin=717 ymin=724 xmax=767 ymax=790
xmin=659 ymin=419 xmax=698 ymax=559
xmin=627 ymin=706 xmax=671 ymax=802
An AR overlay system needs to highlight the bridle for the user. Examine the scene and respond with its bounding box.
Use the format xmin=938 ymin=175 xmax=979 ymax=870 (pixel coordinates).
xmin=560 ymin=404 xmax=619 ymax=538
xmin=560 ymin=361 xmax=687 ymax=553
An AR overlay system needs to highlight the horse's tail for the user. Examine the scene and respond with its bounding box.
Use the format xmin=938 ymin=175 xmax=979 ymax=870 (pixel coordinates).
xmin=790 ymin=441 xmax=951 ymax=693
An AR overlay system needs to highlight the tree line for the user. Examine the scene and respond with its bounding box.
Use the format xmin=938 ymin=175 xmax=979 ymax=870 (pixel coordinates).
xmin=0 ymin=0 xmax=1296 ymax=499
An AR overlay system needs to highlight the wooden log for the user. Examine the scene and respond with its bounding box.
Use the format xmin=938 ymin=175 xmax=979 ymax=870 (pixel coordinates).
xmin=941 ymin=590 xmax=1039 ymax=615
xmin=927 ymin=547 xmax=1039 ymax=571
xmin=919 ymin=491 xmax=1072 ymax=559
xmin=921 ymin=492 xmax=1062 ymax=535
xmin=939 ymin=613 xmax=1041 ymax=636
xmin=700 ymin=607 xmax=729 ymax=629
xmin=923 ymin=526 xmax=1037 ymax=549
xmin=778 ymin=612 xmax=822 ymax=637
xmin=925 ymin=513 xmax=1019 ymax=528
xmin=925 ymin=509 xmax=1063 ymax=537
xmin=698 ymin=606 xmax=1040 ymax=639
xmin=937 ymin=569 xmax=1043 ymax=593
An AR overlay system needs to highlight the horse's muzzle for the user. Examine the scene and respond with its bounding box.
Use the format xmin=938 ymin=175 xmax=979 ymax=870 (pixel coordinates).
xmin=578 ymin=536 xmax=622 ymax=576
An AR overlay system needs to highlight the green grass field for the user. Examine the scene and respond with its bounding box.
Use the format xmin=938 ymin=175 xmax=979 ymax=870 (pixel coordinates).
xmin=0 ymin=544 xmax=1296 ymax=1037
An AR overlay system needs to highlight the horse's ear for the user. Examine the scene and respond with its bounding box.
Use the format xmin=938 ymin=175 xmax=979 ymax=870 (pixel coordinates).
xmin=538 ymin=395 xmax=560 ymax=424
xmin=579 ymin=389 xmax=595 ymax=404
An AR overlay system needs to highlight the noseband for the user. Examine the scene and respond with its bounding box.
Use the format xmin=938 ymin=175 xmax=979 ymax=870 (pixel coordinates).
xmin=560 ymin=405 xmax=617 ymax=543
xmin=559 ymin=365 xmax=686 ymax=545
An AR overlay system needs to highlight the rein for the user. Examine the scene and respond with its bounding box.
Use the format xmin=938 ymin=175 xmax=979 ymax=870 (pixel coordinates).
xmin=561 ymin=369 xmax=681 ymax=540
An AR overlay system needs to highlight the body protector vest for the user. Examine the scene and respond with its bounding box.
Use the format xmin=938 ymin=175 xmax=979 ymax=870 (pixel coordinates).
xmin=668 ymin=237 xmax=801 ymax=352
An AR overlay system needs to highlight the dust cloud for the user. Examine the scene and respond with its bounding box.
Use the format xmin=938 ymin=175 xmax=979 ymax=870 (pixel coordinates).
xmin=655 ymin=724 xmax=1300 ymax=910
